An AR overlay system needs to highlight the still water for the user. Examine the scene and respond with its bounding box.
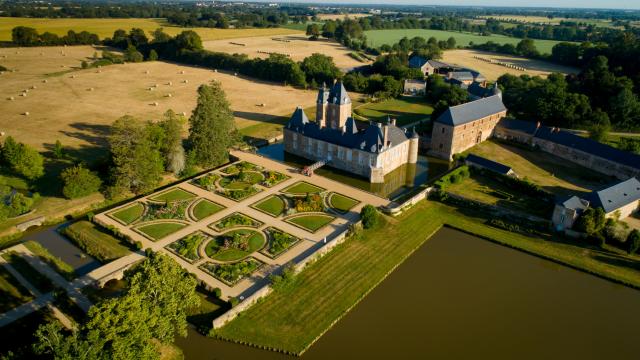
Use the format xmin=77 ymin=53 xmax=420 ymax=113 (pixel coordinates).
xmin=256 ymin=143 xmax=450 ymax=199
xmin=177 ymin=227 xmax=640 ymax=360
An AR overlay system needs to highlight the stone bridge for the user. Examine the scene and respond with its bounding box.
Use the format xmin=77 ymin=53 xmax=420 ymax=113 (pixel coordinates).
xmin=16 ymin=216 xmax=45 ymax=231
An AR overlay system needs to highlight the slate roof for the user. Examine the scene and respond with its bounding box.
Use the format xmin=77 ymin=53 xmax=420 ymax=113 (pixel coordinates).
xmin=587 ymin=177 xmax=640 ymax=214
xmin=465 ymin=154 xmax=513 ymax=175
xmin=286 ymin=110 xmax=410 ymax=154
xmin=449 ymin=71 xmax=474 ymax=81
xmin=327 ymin=82 xmax=350 ymax=105
xmin=435 ymin=95 xmax=507 ymax=126
xmin=497 ymin=118 xmax=539 ymax=135
xmin=534 ymin=127 xmax=640 ymax=170
xmin=558 ymin=195 xmax=590 ymax=212
xmin=408 ymin=55 xmax=429 ymax=68
xmin=467 ymin=82 xmax=493 ymax=98
xmin=427 ymin=60 xmax=452 ymax=69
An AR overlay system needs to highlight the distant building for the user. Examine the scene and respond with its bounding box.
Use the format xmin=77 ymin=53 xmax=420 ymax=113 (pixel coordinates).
xmin=408 ymin=56 xmax=453 ymax=77
xmin=283 ymin=83 xmax=419 ymax=183
xmin=429 ymin=95 xmax=508 ymax=160
xmin=467 ymin=82 xmax=500 ymax=100
xmin=465 ymin=154 xmax=516 ymax=177
xmin=552 ymin=178 xmax=640 ymax=230
xmin=447 ymin=71 xmax=475 ymax=86
xmin=403 ymin=79 xmax=427 ymax=96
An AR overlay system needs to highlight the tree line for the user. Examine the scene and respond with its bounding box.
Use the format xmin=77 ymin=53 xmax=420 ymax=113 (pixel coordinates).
xmin=10 ymin=26 xmax=100 ymax=46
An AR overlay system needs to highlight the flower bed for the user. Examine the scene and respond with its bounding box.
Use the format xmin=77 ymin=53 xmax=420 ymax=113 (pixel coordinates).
xmin=261 ymin=170 xmax=289 ymax=188
xmin=141 ymin=200 xmax=191 ymax=222
xmin=211 ymin=212 xmax=263 ymax=231
xmin=292 ymin=193 xmax=325 ymax=213
xmin=192 ymin=173 xmax=221 ymax=191
xmin=205 ymin=229 xmax=266 ymax=262
xmin=166 ymin=232 xmax=210 ymax=263
xmin=216 ymin=186 xmax=262 ymax=202
xmin=260 ymin=227 xmax=301 ymax=259
xmin=199 ymin=258 xmax=264 ymax=286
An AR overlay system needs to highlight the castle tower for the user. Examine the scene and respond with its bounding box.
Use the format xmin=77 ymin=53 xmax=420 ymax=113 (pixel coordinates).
xmin=316 ymin=83 xmax=330 ymax=128
xmin=408 ymin=127 xmax=419 ymax=164
xmin=326 ymin=82 xmax=352 ymax=130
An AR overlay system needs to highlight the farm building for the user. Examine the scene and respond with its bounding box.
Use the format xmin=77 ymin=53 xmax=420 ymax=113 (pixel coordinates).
xmin=467 ymin=82 xmax=501 ymax=100
xmin=465 ymin=154 xmax=516 ymax=176
xmin=429 ymin=94 xmax=508 ymax=160
xmin=408 ymin=56 xmax=454 ymax=76
xmin=552 ymin=178 xmax=640 ymax=230
xmin=403 ymin=79 xmax=427 ymax=96
xmin=283 ymin=82 xmax=419 ymax=183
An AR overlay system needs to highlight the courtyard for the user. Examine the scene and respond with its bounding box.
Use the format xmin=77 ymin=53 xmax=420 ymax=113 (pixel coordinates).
xmin=94 ymin=151 xmax=389 ymax=299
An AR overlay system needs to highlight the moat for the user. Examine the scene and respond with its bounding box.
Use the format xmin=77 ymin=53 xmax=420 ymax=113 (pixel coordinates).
xmin=177 ymin=227 xmax=640 ymax=359
xmin=256 ymin=142 xmax=450 ymax=199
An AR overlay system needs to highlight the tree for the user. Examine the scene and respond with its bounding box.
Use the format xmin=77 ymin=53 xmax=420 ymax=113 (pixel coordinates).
xmin=306 ymin=24 xmax=320 ymax=40
xmin=109 ymin=116 xmax=164 ymax=195
xmin=12 ymin=26 xmax=39 ymax=45
xmin=627 ymin=229 xmax=640 ymax=254
xmin=574 ymin=207 xmax=606 ymax=235
xmin=516 ymin=38 xmax=539 ymax=57
xmin=446 ymin=36 xmax=457 ymax=49
xmin=128 ymin=28 xmax=148 ymax=48
xmin=322 ymin=21 xmax=337 ymax=38
xmin=300 ymin=53 xmax=341 ymax=86
xmin=188 ymin=82 xmax=237 ymax=168
xmin=148 ymin=49 xmax=158 ymax=61
xmin=174 ymin=30 xmax=203 ymax=51
xmin=360 ymin=205 xmax=379 ymax=229
xmin=61 ymin=165 xmax=102 ymax=199
xmin=124 ymin=45 xmax=144 ymax=63
xmin=588 ymin=109 xmax=611 ymax=142
xmin=159 ymin=110 xmax=185 ymax=175
xmin=1 ymin=136 xmax=44 ymax=180
xmin=33 ymin=253 xmax=199 ymax=360
xmin=53 ymin=140 xmax=64 ymax=159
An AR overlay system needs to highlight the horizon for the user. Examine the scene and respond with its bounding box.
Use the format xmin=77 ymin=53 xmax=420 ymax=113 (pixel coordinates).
xmin=250 ymin=0 xmax=640 ymax=11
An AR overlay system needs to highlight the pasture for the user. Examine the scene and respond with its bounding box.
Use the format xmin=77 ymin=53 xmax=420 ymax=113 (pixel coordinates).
xmin=0 ymin=45 xmax=317 ymax=160
xmin=202 ymin=34 xmax=365 ymax=70
xmin=364 ymin=29 xmax=567 ymax=54
xmin=441 ymin=49 xmax=578 ymax=81
xmin=476 ymin=15 xmax=619 ymax=28
xmin=0 ymin=17 xmax=300 ymax=42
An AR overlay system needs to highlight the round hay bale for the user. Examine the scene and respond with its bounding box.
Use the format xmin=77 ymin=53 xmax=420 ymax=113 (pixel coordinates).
xmin=23 ymin=89 xmax=29 ymax=93
xmin=0 ymin=72 xmax=3 ymax=75
xmin=88 ymin=87 xmax=94 ymax=91
xmin=145 ymin=70 xmax=150 ymax=74
xmin=23 ymin=112 xmax=29 ymax=116
xmin=234 ymin=73 xmax=238 ymax=76
xmin=153 ymin=102 xmax=158 ymax=106
xmin=183 ymin=80 xmax=188 ymax=83
xmin=154 ymin=83 xmax=159 ymax=87
xmin=181 ymin=112 xmax=187 ymax=116
xmin=148 ymin=87 xmax=154 ymax=91
xmin=20 ymin=93 xmax=26 ymax=97
xmin=31 ymin=85 xmax=36 ymax=89
xmin=214 ymin=69 xmax=218 ymax=73
xmin=166 ymin=94 xmax=172 ymax=98
xmin=71 ymin=75 xmax=76 ymax=79
xmin=42 ymin=79 xmax=47 ymax=83
xmin=0 ymin=132 xmax=5 ymax=136
xmin=61 ymin=65 xmax=65 ymax=68
xmin=8 ymin=96 xmax=15 ymax=100
xmin=97 ymin=70 xmax=102 ymax=73
xmin=180 ymin=70 xmax=185 ymax=74
xmin=167 ymin=81 xmax=172 ymax=86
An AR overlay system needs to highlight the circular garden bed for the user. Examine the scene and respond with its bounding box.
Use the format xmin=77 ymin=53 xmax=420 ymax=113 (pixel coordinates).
xmin=205 ymin=229 xmax=266 ymax=262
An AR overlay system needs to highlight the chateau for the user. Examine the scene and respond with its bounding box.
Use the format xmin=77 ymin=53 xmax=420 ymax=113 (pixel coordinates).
xmin=283 ymin=83 xmax=419 ymax=183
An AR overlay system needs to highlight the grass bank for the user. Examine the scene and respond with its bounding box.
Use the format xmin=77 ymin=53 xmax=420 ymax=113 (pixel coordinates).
xmin=215 ymin=200 xmax=640 ymax=354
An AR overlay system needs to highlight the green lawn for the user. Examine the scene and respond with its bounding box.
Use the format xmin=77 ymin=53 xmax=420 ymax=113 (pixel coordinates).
xmin=135 ymin=222 xmax=187 ymax=241
xmin=0 ymin=265 xmax=34 ymax=313
xmin=191 ymin=199 xmax=225 ymax=221
xmin=253 ymin=195 xmax=286 ymax=217
xmin=109 ymin=203 xmax=145 ymax=225
xmin=212 ymin=212 xmax=263 ymax=231
xmin=282 ymin=182 xmax=325 ymax=195
xmin=63 ymin=221 xmax=131 ymax=263
xmin=1 ymin=252 xmax=54 ymax=294
xmin=328 ymin=193 xmax=360 ymax=213
xmin=149 ymin=188 xmax=196 ymax=203
xmin=364 ymin=29 xmax=569 ymax=54
xmin=216 ymin=200 xmax=640 ymax=354
xmin=23 ymin=241 xmax=75 ymax=281
xmin=167 ymin=232 xmax=207 ymax=263
xmin=287 ymin=214 xmax=335 ymax=233
xmin=205 ymin=230 xmax=266 ymax=262
xmin=353 ymin=97 xmax=433 ymax=126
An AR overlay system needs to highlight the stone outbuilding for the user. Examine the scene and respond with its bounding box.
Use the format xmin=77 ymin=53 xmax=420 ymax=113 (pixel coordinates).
xmin=465 ymin=154 xmax=516 ymax=177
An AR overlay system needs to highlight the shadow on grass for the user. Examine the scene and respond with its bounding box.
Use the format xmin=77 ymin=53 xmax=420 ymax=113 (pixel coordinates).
xmin=591 ymin=253 xmax=640 ymax=273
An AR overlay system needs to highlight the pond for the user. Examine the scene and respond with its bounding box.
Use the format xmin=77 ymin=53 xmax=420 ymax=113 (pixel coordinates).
xmin=176 ymin=227 xmax=640 ymax=359
xmin=256 ymin=143 xmax=450 ymax=200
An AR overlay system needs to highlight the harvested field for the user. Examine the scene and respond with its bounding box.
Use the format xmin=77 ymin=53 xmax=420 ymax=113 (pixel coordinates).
xmin=202 ymin=34 xmax=365 ymax=70
xmin=315 ymin=13 xmax=370 ymax=21
xmin=0 ymin=45 xmax=316 ymax=160
xmin=0 ymin=17 xmax=301 ymax=42
xmin=441 ymin=49 xmax=579 ymax=81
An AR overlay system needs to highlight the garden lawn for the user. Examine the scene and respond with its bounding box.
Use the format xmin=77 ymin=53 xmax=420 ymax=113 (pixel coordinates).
xmin=23 ymin=241 xmax=75 ymax=281
xmin=1 ymin=252 xmax=54 ymax=293
xmin=364 ymin=29 xmax=568 ymax=54
xmin=206 ymin=230 xmax=266 ymax=262
xmin=283 ymin=182 xmax=325 ymax=195
xmin=353 ymin=97 xmax=433 ymax=126
xmin=253 ymin=196 xmax=285 ymax=217
xmin=136 ymin=222 xmax=187 ymax=241
xmin=110 ymin=203 xmax=144 ymax=225
xmin=192 ymin=200 xmax=225 ymax=221
xmin=217 ymin=200 xmax=640 ymax=354
xmin=0 ymin=265 xmax=34 ymax=313
xmin=63 ymin=221 xmax=130 ymax=263
xmin=329 ymin=193 xmax=360 ymax=213
xmin=167 ymin=233 xmax=207 ymax=263
xmin=149 ymin=188 xmax=196 ymax=203
xmin=287 ymin=214 xmax=335 ymax=233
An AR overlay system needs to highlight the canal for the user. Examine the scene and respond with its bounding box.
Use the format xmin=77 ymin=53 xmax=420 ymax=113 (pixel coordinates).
xmin=176 ymin=227 xmax=640 ymax=359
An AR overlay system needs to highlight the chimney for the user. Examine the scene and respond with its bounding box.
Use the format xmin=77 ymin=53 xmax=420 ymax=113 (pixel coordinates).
xmin=391 ymin=118 xmax=396 ymax=126
xmin=536 ymin=121 xmax=541 ymax=129
xmin=383 ymin=124 xmax=389 ymax=147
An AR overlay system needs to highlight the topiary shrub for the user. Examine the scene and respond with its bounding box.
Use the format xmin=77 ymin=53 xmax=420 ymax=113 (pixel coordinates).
xmin=229 ymin=297 xmax=239 ymax=308
xmin=135 ymin=241 xmax=143 ymax=250
xmin=213 ymin=287 xmax=222 ymax=298
xmin=360 ymin=205 xmax=379 ymax=229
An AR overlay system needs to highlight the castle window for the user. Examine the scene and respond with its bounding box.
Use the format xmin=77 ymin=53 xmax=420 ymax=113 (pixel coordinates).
xmin=441 ymin=127 xmax=445 ymax=134
xmin=439 ymin=143 xmax=443 ymax=150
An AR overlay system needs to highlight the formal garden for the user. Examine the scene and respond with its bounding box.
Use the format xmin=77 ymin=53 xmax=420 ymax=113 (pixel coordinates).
xmin=189 ymin=199 xmax=225 ymax=221
xmin=204 ymin=229 xmax=267 ymax=262
xmin=165 ymin=231 xmax=210 ymax=264
xmin=134 ymin=221 xmax=188 ymax=241
xmin=260 ymin=227 xmax=301 ymax=259
xmin=192 ymin=161 xmax=289 ymax=202
xmin=210 ymin=212 xmax=263 ymax=232
xmin=199 ymin=258 xmax=264 ymax=286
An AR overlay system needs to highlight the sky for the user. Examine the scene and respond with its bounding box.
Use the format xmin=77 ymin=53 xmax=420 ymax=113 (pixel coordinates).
xmin=261 ymin=0 xmax=640 ymax=10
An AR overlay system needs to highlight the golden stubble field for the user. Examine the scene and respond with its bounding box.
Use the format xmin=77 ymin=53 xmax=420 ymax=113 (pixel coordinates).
xmin=441 ymin=49 xmax=579 ymax=81
xmin=0 ymin=45 xmax=317 ymax=158
xmin=203 ymin=34 xmax=366 ymax=70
